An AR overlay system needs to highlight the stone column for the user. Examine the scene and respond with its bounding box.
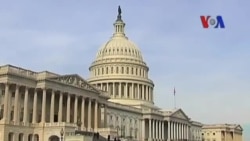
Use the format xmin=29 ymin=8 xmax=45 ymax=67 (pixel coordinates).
xmin=119 ymin=82 xmax=122 ymax=98
xmin=103 ymin=104 xmax=107 ymax=127
xmin=106 ymin=83 xmax=109 ymax=92
xmin=181 ymin=123 xmax=183 ymax=140
xmin=162 ymin=121 xmax=164 ymax=140
xmin=125 ymin=83 xmax=128 ymax=98
xmin=58 ymin=92 xmax=63 ymax=122
xmin=88 ymin=98 xmax=92 ymax=130
xmin=32 ymin=89 xmax=37 ymax=124
xmin=50 ymin=90 xmax=55 ymax=122
xmin=94 ymin=100 xmax=98 ymax=130
xmin=171 ymin=122 xmax=174 ymax=140
xmin=66 ymin=94 xmax=71 ymax=123
xmin=110 ymin=83 xmax=115 ymax=97
xmin=152 ymin=119 xmax=155 ymax=139
xmin=41 ymin=89 xmax=46 ymax=123
xmin=176 ymin=123 xmax=179 ymax=140
xmin=100 ymin=83 xmax=103 ymax=90
xmin=3 ymin=83 xmax=9 ymax=121
xmin=13 ymin=85 xmax=19 ymax=123
xmin=81 ymin=97 xmax=85 ymax=130
xmin=151 ymin=88 xmax=153 ymax=102
xmin=141 ymin=85 xmax=144 ymax=100
xmin=132 ymin=83 xmax=134 ymax=98
xmin=156 ymin=120 xmax=159 ymax=139
xmin=137 ymin=84 xmax=140 ymax=99
xmin=145 ymin=86 xmax=148 ymax=101
xmin=74 ymin=96 xmax=78 ymax=123
xmin=148 ymin=87 xmax=150 ymax=101
xmin=179 ymin=123 xmax=181 ymax=140
xmin=168 ymin=121 xmax=171 ymax=141
xmin=141 ymin=119 xmax=145 ymax=140
xmin=149 ymin=119 xmax=152 ymax=140
xmin=159 ymin=121 xmax=162 ymax=140
xmin=184 ymin=124 xmax=186 ymax=139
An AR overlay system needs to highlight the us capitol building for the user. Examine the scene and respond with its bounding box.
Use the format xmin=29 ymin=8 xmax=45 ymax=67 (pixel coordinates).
xmin=0 ymin=7 xmax=243 ymax=141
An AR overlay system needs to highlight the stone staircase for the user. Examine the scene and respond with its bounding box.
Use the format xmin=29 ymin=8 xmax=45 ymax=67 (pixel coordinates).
xmin=75 ymin=130 xmax=107 ymax=141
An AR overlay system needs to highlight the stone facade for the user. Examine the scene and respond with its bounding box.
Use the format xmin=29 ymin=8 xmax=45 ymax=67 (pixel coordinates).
xmin=202 ymin=124 xmax=243 ymax=141
xmin=190 ymin=121 xmax=203 ymax=141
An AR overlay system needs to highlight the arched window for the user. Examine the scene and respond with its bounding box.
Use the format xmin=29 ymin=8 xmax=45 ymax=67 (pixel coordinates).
xmin=121 ymin=67 xmax=124 ymax=74
xmin=48 ymin=135 xmax=59 ymax=141
xmin=19 ymin=133 xmax=24 ymax=141
xmin=116 ymin=67 xmax=119 ymax=73
xmin=0 ymin=105 xmax=4 ymax=120
xmin=34 ymin=134 xmax=39 ymax=141
xmin=8 ymin=132 xmax=14 ymax=141
xmin=28 ymin=134 xmax=33 ymax=141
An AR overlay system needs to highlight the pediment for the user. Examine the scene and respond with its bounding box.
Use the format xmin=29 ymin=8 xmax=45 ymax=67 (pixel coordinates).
xmin=50 ymin=74 xmax=98 ymax=92
xmin=235 ymin=125 xmax=243 ymax=131
xmin=170 ymin=109 xmax=189 ymax=120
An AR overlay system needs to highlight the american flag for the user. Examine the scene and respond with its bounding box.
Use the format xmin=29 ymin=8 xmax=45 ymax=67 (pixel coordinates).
xmin=174 ymin=87 xmax=176 ymax=96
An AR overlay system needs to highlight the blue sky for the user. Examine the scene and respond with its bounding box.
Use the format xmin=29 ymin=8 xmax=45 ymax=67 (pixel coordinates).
xmin=0 ymin=0 xmax=249 ymax=140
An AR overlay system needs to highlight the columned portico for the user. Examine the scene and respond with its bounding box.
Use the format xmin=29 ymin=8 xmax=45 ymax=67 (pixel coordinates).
xmin=0 ymin=80 xmax=107 ymax=127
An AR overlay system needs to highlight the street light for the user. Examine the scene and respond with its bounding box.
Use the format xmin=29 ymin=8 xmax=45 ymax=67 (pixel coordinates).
xmin=60 ymin=128 xmax=64 ymax=141
xmin=76 ymin=118 xmax=82 ymax=130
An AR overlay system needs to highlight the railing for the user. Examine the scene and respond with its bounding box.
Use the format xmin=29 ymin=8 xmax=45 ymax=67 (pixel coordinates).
xmin=142 ymin=109 xmax=163 ymax=115
xmin=3 ymin=120 xmax=78 ymax=128
xmin=36 ymin=71 xmax=59 ymax=80
xmin=44 ymin=122 xmax=77 ymax=127
xmin=108 ymin=102 xmax=141 ymax=113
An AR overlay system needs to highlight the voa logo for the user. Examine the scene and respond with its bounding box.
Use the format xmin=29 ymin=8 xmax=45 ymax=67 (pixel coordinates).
xmin=200 ymin=15 xmax=225 ymax=29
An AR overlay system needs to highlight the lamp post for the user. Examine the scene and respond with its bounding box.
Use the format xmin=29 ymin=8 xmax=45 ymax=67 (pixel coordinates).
xmin=60 ymin=128 xmax=64 ymax=141
xmin=76 ymin=118 xmax=82 ymax=130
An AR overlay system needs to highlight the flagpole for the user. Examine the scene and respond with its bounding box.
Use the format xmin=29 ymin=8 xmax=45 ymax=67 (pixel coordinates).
xmin=174 ymin=87 xmax=176 ymax=109
xmin=174 ymin=94 xmax=176 ymax=109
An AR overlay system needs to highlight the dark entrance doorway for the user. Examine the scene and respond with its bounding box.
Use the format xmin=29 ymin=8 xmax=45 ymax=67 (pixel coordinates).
xmin=49 ymin=135 xmax=60 ymax=141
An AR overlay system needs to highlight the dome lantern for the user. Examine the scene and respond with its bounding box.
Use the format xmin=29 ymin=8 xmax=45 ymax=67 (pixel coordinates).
xmin=113 ymin=6 xmax=126 ymax=38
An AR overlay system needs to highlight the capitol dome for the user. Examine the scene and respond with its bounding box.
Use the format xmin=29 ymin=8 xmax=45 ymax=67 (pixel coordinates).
xmin=88 ymin=6 xmax=154 ymax=107
xmin=93 ymin=10 xmax=145 ymax=65
xmin=96 ymin=36 xmax=143 ymax=62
